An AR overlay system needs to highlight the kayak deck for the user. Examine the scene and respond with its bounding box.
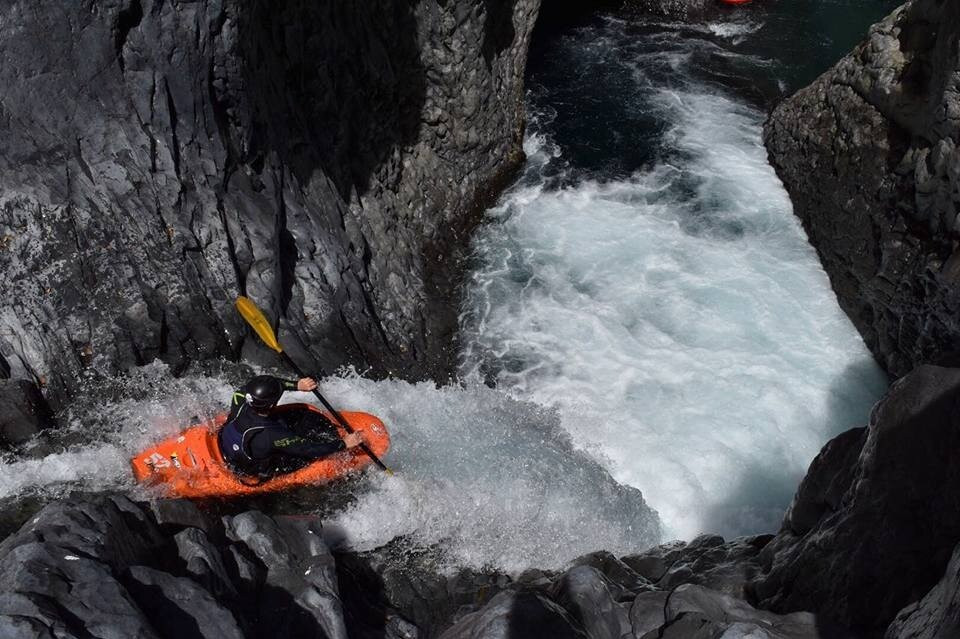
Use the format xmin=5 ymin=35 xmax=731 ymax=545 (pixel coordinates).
xmin=130 ymin=403 xmax=390 ymax=499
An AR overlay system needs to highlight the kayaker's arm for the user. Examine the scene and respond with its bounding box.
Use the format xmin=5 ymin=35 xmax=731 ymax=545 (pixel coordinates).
xmin=250 ymin=429 xmax=346 ymax=460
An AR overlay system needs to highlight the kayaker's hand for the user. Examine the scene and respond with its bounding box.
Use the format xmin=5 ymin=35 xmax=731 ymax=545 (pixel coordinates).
xmin=343 ymin=432 xmax=364 ymax=449
xmin=297 ymin=377 xmax=317 ymax=392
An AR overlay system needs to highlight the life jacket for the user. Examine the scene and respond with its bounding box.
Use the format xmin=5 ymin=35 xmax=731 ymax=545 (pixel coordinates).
xmin=218 ymin=403 xmax=286 ymax=476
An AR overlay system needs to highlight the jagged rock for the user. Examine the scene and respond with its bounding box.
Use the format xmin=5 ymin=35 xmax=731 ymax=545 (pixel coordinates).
xmin=437 ymin=590 xmax=586 ymax=639
xmin=0 ymin=0 xmax=540 ymax=403
xmin=622 ymin=533 xmax=770 ymax=598
xmin=0 ymin=495 xmax=168 ymax=638
xmin=0 ymin=495 xmax=358 ymax=638
xmin=886 ymin=541 xmax=960 ymax=639
xmin=125 ymin=565 xmax=245 ymax=639
xmin=630 ymin=585 xmax=826 ymax=639
xmin=570 ymin=551 xmax=654 ymax=600
xmin=630 ymin=591 xmax=670 ymax=637
xmin=782 ymin=428 xmax=867 ymax=536
xmin=150 ymin=498 xmax=218 ymax=536
xmin=663 ymin=585 xmax=822 ymax=639
xmin=764 ymin=0 xmax=960 ymax=377
xmin=751 ymin=366 xmax=960 ymax=635
xmin=549 ymin=566 xmax=631 ymax=639
xmin=224 ymin=511 xmax=347 ymax=639
xmin=174 ymin=527 xmax=239 ymax=602
xmin=334 ymin=544 xmax=511 ymax=637
xmin=0 ymin=379 xmax=54 ymax=449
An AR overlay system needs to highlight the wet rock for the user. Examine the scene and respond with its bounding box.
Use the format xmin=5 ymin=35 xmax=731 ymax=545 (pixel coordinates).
xmin=125 ymin=565 xmax=245 ymax=639
xmin=334 ymin=544 xmax=510 ymax=637
xmin=150 ymin=498 xmax=218 ymax=536
xmin=0 ymin=495 xmax=168 ymax=637
xmin=764 ymin=0 xmax=960 ymax=377
xmin=751 ymin=366 xmax=960 ymax=635
xmin=885 ymin=541 xmax=960 ymax=639
xmin=174 ymin=527 xmax=239 ymax=602
xmin=623 ymin=533 xmax=770 ymax=598
xmin=0 ymin=0 xmax=540 ymax=401
xmin=0 ymin=379 xmax=54 ymax=449
xmin=550 ymin=566 xmax=631 ymax=639
xmin=782 ymin=427 xmax=867 ymax=536
xmin=225 ymin=511 xmax=347 ymax=639
xmin=665 ymin=585 xmax=821 ymax=638
xmin=630 ymin=591 xmax=669 ymax=637
xmin=630 ymin=585 xmax=827 ymax=639
xmin=438 ymin=590 xmax=586 ymax=639
xmin=570 ymin=551 xmax=654 ymax=599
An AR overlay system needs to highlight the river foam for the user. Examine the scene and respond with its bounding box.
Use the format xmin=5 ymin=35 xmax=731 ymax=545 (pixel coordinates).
xmin=0 ymin=363 xmax=661 ymax=573
xmin=459 ymin=17 xmax=887 ymax=540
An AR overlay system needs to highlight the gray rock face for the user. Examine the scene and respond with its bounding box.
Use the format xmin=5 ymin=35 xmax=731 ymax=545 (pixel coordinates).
xmin=750 ymin=366 xmax=960 ymax=635
xmin=764 ymin=0 xmax=960 ymax=377
xmin=886 ymin=541 xmax=960 ymax=639
xmin=0 ymin=0 xmax=540 ymax=404
xmin=0 ymin=379 xmax=54 ymax=448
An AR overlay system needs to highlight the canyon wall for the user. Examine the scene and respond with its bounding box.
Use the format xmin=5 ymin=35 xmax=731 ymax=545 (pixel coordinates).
xmin=765 ymin=0 xmax=960 ymax=377
xmin=0 ymin=0 xmax=539 ymax=406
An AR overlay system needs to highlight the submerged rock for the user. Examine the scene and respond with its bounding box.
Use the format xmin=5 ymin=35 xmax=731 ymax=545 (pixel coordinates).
xmin=764 ymin=0 xmax=960 ymax=377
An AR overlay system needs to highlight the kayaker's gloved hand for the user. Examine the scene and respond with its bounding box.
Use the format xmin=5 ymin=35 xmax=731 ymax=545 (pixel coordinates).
xmin=297 ymin=377 xmax=318 ymax=392
xmin=343 ymin=432 xmax=364 ymax=449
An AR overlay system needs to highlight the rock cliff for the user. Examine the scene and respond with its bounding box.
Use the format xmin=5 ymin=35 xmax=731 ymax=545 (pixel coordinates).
xmin=764 ymin=0 xmax=960 ymax=377
xmin=0 ymin=0 xmax=539 ymax=406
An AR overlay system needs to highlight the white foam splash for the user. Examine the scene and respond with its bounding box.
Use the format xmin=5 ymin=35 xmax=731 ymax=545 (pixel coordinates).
xmin=459 ymin=55 xmax=886 ymax=540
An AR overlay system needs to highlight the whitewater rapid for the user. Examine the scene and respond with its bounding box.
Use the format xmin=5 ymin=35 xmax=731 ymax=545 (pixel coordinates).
xmin=0 ymin=13 xmax=890 ymax=573
xmin=459 ymin=16 xmax=887 ymax=540
xmin=0 ymin=363 xmax=660 ymax=572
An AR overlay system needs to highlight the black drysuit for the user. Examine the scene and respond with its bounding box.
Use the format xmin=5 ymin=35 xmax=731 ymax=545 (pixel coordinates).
xmin=218 ymin=377 xmax=345 ymax=478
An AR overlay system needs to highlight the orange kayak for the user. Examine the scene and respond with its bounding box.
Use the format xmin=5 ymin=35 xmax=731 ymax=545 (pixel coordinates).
xmin=130 ymin=403 xmax=390 ymax=499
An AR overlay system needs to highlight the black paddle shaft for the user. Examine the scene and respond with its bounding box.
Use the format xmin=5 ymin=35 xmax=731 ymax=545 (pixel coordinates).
xmin=280 ymin=352 xmax=390 ymax=473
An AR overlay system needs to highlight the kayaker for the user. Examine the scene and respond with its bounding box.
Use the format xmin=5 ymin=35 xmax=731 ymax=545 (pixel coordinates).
xmin=218 ymin=375 xmax=364 ymax=478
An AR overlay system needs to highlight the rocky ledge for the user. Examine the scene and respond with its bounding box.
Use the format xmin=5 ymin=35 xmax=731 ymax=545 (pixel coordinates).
xmin=0 ymin=495 xmax=825 ymax=639
xmin=3 ymin=364 xmax=960 ymax=638
xmin=0 ymin=0 xmax=539 ymax=408
xmin=764 ymin=0 xmax=960 ymax=377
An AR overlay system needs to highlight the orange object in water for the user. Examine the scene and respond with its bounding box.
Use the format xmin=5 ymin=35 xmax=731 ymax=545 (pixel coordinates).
xmin=130 ymin=403 xmax=390 ymax=499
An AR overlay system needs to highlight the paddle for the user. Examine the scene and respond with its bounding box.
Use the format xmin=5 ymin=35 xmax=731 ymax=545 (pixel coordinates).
xmin=234 ymin=296 xmax=393 ymax=475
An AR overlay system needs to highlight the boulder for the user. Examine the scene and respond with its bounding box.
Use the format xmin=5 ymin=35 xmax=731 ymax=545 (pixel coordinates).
xmin=549 ymin=566 xmax=631 ymax=639
xmin=764 ymin=0 xmax=960 ymax=376
xmin=751 ymin=366 xmax=960 ymax=635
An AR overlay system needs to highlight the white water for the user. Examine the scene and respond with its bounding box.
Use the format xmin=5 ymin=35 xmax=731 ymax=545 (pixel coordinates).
xmin=0 ymin=363 xmax=660 ymax=572
xmin=1 ymin=17 xmax=888 ymax=572
xmin=459 ymin=21 xmax=887 ymax=540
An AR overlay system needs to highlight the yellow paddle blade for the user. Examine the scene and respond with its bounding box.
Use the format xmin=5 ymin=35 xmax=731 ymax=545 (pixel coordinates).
xmin=235 ymin=296 xmax=283 ymax=353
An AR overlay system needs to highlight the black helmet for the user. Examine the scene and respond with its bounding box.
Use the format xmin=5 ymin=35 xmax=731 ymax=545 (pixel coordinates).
xmin=245 ymin=375 xmax=283 ymax=410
